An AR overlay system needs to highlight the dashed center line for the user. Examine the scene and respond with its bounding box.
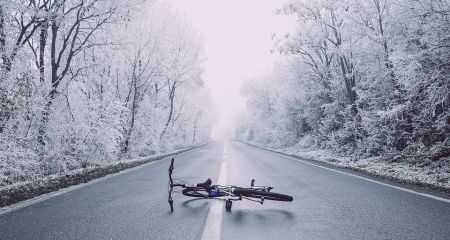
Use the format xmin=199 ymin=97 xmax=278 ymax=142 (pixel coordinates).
xmin=201 ymin=148 xmax=227 ymax=240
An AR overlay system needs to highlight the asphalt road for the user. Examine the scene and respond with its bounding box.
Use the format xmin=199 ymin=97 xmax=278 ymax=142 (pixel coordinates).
xmin=1 ymin=142 xmax=449 ymax=240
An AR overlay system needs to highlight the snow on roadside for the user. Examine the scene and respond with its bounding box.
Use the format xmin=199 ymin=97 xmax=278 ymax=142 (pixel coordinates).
xmin=264 ymin=146 xmax=450 ymax=191
xmin=0 ymin=144 xmax=207 ymax=208
xmin=0 ymin=145 xmax=196 ymax=192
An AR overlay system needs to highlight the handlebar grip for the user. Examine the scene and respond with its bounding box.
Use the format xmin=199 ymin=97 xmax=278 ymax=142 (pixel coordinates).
xmin=169 ymin=158 xmax=174 ymax=170
xmin=169 ymin=158 xmax=174 ymax=176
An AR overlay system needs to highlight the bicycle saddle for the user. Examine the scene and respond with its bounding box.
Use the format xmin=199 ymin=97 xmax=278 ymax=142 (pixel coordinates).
xmin=197 ymin=178 xmax=212 ymax=188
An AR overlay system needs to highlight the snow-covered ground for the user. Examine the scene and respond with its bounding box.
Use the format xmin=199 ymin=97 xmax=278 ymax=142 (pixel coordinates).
xmin=261 ymin=145 xmax=450 ymax=192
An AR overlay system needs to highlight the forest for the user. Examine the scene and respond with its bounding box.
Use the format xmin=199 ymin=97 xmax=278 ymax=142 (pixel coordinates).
xmin=236 ymin=0 xmax=449 ymax=176
xmin=1 ymin=0 xmax=449 ymax=194
xmin=0 ymin=0 xmax=213 ymax=188
xmin=0 ymin=1 xmax=448 ymax=238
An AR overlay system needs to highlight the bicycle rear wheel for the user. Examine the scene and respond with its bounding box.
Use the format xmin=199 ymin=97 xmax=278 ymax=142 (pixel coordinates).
xmin=233 ymin=189 xmax=293 ymax=202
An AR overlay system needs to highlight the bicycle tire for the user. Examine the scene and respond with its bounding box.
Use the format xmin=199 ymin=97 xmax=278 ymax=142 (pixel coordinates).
xmin=182 ymin=187 xmax=229 ymax=198
xmin=233 ymin=189 xmax=293 ymax=202
xmin=182 ymin=187 xmax=209 ymax=198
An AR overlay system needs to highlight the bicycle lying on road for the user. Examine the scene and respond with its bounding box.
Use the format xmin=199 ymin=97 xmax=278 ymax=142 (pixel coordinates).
xmin=168 ymin=158 xmax=293 ymax=212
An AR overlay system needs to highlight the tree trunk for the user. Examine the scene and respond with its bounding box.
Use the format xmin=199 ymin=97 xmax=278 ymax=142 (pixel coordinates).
xmin=37 ymin=89 xmax=56 ymax=146
xmin=0 ymin=6 xmax=6 ymax=74
xmin=50 ymin=19 xmax=58 ymax=87
xmin=160 ymin=82 xmax=176 ymax=140
xmin=338 ymin=55 xmax=358 ymax=114
xmin=121 ymin=74 xmax=138 ymax=154
xmin=39 ymin=22 xmax=48 ymax=83
xmin=38 ymin=19 xmax=59 ymax=146
xmin=375 ymin=1 xmax=403 ymax=104
xmin=192 ymin=111 xmax=200 ymax=143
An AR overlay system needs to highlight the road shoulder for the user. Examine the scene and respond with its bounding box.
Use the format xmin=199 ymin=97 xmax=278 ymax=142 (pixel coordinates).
xmin=0 ymin=144 xmax=208 ymax=209
xmin=241 ymin=142 xmax=450 ymax=200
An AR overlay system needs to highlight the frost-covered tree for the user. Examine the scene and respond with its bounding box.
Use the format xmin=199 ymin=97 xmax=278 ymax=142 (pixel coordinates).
xmin=237 ymin=0 xmax=449 ymax=160
xmin=0 ymin=1 xmax=213 ymax=187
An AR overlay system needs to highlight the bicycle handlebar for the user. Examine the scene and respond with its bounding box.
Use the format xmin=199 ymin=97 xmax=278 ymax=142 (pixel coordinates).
xmin=168 ymin=158 xmax=174 ymax=212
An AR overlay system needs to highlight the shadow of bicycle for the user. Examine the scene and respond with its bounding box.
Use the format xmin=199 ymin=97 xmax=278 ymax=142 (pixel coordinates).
xmin=225 ymin=208 xmax=295 ymax=224
xmin=182 ymin=198 xmax=293 ymax=216
xmin=181 ymin=198 xmax=210 ymax=209
xmin=179 ymin=198 xmax=225 ymax=212
xmin=175 ymin=198 xmax=295 ymax=225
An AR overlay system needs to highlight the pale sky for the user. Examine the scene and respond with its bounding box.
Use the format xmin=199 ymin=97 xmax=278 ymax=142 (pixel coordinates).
xmin=169 ymin=0 xmax=294 ymax=140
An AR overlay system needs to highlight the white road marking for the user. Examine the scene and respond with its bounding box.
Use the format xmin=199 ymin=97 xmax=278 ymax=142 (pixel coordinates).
xmin=0 ymin=146 xmax=201 ymax=216
xmin=198 ymin=150 xmax=209 ymax=153
xmin=201 ymin=153 xmax=227 ymax=240
xmin=256 ymin=147 xmax=450 ymax=204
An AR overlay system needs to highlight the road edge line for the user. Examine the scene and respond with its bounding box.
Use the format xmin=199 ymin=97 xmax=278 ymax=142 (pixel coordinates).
xmin=0 ymin=145 xmax=206 ymax=216
xmin=244 ymin=143 xmax=450 ymax=204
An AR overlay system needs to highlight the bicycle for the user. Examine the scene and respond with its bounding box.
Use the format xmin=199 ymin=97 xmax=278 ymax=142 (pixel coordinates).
xmin=168 ymin=158 xmax=293 ymax=212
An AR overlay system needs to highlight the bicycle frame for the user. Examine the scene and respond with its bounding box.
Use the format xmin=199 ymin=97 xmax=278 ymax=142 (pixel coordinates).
xmin=212 ymin=185 xmax=274 ymax=203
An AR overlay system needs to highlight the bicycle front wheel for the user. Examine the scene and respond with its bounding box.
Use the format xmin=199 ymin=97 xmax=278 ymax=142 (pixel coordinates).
xmin=233 ymin=189 xmax=293 ymax=202
xmin=182 ymin=187 xmax=209 ymax=198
